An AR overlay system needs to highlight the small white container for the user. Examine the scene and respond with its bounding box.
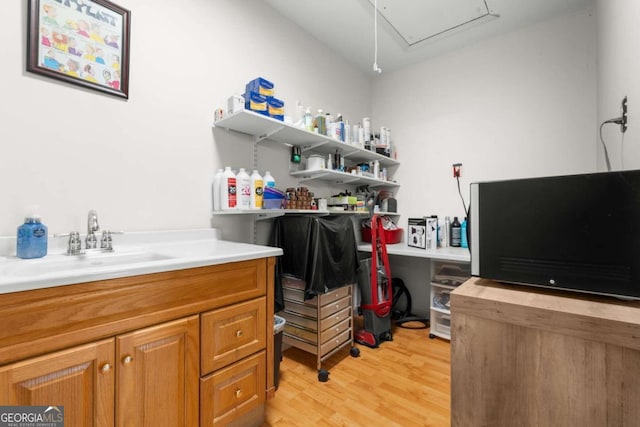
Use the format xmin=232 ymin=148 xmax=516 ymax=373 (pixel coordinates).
xmin=307 ymin=155 xmax=325 ymax=170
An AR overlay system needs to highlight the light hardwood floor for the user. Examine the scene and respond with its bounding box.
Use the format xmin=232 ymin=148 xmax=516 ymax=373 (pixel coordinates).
xmin=264 ymin=321 xmax=451 ymax=427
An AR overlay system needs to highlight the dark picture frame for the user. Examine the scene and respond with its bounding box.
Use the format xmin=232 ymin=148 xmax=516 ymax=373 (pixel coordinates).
xmin=27 ymin=0 xmax=131 ymax=99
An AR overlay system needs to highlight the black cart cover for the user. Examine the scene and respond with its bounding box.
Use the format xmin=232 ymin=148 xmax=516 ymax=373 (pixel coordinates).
xmin=271 ymin=215 xmax=359 ymax=309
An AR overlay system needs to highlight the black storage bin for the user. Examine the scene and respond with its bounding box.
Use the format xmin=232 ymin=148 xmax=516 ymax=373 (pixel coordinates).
xmin=274 ymin=315 xmax=286 ymax=389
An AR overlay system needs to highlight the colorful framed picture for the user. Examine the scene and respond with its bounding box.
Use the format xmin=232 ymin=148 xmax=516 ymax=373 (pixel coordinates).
xmin=27 ymin=0 xmax=131 ymax=99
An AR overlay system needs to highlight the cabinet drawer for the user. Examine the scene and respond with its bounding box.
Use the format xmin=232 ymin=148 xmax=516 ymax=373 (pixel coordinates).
xmin=281 ymin=306 xmax=351 ymax=332
xmin=200 ymin=351 xmax=265 ymax=427
xmin=321 ymin=306 xmax=351 ymax=330
xmin=320 ymin=329 xmax=351 ymax=357
xmin=432 ymin=260 xmax=470 ymax=286
xmin=320 ymin=318 xmax=351 ymax=344
xmin=319 ymin=295 xmax=351 ymax=319
xmin=282 ymin=300 xmax=318 ymax=319
xmin=279 ymin=311 xmax=318 ymax=331
xmin=201 ymin=298 xmax=266 ymax=374
xmin=283 ymin=323 xmax=317 ymax=344
xmin=283 ymin=285 xmax=351 ymax=306
xmin=431 ymin=284 xmax=452 ymax=312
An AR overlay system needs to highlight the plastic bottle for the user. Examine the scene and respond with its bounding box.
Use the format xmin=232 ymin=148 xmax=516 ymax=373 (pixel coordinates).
xmin=303 ymin=108 xmax=313 ymax=132
xmin=344 ymin=119 xmax=351 ymax=144
xmin=441 ymin=216 xmax=451 ymax=248
xmin=451 ymin=216 xmax=461 ymax=247
xmin=250 ymin=170 xmax=263 ymax=209
xmin=315 ymin=109 xmax=326 ymax=135
xmin=461 ymin=217 xmax=468 ymax=248
xmin=263 ymin=171 xmax=276 ymax=188
xmin=220 ymin=166 xmax=237 ymax=210
xmin=236 ymin=168 xmax=251 ymax=210
xmin=212 ymin=168 xmax=223 ymax=211
xmin=17 ymin=214 xmax=48 ymax=259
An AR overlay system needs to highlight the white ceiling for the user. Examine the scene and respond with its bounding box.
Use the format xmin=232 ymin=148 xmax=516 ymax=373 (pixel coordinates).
xmin=264 ymin=0 xmax=593 ymax=75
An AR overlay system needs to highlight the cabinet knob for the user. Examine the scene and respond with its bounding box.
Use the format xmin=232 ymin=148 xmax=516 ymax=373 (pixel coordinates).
xmin=122 ymin=355 xmax=134 ymax=365
xmin=100 ymin=363 xmax=111 ymax=373
xmin=234 ymin=389 xmax=243 ymax=398
xmin=236 ymin=330 xmax=243 ymax=338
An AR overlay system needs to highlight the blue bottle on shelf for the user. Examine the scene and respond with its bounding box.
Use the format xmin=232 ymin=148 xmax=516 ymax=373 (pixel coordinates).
xmin=17 ymin=216 xmax=48 ymax=259
xmin=461 ymin=217 xmax=468 ymax=249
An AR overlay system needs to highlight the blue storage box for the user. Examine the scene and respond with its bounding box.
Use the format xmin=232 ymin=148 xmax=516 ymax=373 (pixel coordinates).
xmin=264 ymin=187 xmax=285 ymax=209
xmin=244 ymin=91 xmax=268 ymax=115
xmin=246 ymin=77 xmax=274 ymax=98
xmin=268 ymin=97 xmax=285 ymax=121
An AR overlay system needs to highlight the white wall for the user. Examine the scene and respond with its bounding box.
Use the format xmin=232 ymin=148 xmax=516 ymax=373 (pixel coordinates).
xmin=0 ymin=0 xmax=371 ymax=238
xmin=596 ymin=0 xmax=640 ymax=171
xmin=371 ymin=6 xmax=597 ymax=223
xmin=368 ymin=7 xmax=597 ymax=317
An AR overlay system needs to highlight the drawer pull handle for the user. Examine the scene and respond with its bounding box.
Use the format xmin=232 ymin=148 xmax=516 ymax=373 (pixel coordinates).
xmin=100 ymin=363 xmax=111 ymax=373
xmin=235 ymin=389 xmax=243 ymax=398
xmin=236 ymin=330 xmax=244 ymax=338
xmin=122 ymin=355 xmax=133 ymax=365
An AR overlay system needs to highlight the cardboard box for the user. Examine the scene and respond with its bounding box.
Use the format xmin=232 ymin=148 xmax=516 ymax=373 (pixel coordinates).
xmin=245 ymin=77 xmax=274 ymax=97
xmin=426 ymin=216 xmax=438 ymax=250
xmin=244 ymin=91 xmax=268 ymax=115
xmin=268 ymin=97 xmax=285 ymax=121
xmin=408 ymin=218 xmax=426 ymax=249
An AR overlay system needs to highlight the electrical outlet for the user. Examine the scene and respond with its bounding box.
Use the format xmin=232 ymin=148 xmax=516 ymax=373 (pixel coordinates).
xmin=452 ymin=163 xmax=462 ymax=178
xmin=621 ymin=96 xmax=628 ymax=133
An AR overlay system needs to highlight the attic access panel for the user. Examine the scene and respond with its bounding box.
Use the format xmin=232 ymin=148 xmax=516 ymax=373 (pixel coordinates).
xmin=373 ymin=0 xmax=492 ymax=46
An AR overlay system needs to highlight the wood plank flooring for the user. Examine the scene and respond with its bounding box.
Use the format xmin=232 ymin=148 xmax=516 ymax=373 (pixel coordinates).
xmin=264 ymin=321 xmax=451 ymax=426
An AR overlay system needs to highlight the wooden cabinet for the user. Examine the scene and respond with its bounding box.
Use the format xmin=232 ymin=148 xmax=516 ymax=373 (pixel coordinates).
xmin=451 ymin=277 xmax=640 ymax=427
xmin=117 ymin=316 xmax=199 ymax=427
xmin=201 ymin=351 xmax=266 ymax=426
xmin=200 ymin=297 xmax=267 ymax=426
xmin=0 ymin=339 xmax=115 ymax=427
xmin=0 ymin=257 xmax=276 ymax=427
xmin=279 ymin=275 xmax=353 ymax=370
xmin=0 ymin=317 xmax=199 ymax=427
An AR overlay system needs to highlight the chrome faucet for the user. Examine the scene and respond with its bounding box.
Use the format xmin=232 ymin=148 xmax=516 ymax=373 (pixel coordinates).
xmin=86 ymin=209 xmax=100 ymax=249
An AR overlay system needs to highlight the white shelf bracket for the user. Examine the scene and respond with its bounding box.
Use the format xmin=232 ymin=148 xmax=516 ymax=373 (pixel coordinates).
xmin=301 ymin=139 xmax=330 ymax=154
xmin=254 ymin=126 xmax=285 ymax=144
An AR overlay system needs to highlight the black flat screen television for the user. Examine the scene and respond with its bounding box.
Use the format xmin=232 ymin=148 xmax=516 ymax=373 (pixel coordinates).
xmin=470 ymin=170 xmax=640 ymax=299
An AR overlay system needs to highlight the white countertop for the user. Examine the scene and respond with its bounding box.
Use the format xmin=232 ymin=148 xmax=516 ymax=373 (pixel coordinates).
xmin=358 ymin=242 xmax=470 ymax=262
xmin=0 ymin=229 xmax=282 ymax=295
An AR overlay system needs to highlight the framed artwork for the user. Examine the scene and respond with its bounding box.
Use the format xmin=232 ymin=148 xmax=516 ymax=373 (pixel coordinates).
xmin=27 ymin=0 xmax=131 ymax=99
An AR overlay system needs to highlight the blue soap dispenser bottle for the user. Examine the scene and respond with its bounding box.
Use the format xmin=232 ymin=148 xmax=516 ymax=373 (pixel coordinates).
xmin=17 ymin=213 xmax=48 ymax=259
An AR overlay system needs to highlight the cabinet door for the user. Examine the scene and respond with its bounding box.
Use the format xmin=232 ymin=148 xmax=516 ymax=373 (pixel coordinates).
xmin=0 ymin=339 xmax=115 ymax=427
xmin=116 ymin=316 xmax=199 ymax=427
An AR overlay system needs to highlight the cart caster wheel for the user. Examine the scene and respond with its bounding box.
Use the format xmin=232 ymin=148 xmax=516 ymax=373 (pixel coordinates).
xmin=350 ymin=347 xmax=360 ymax=358
xmin=429 ymin=333 xmax=436 ymax=339
xmin=384 ymin=331 xmax=393 ymax=341
xmin=318 ymin=369 xmax=329 ymax=382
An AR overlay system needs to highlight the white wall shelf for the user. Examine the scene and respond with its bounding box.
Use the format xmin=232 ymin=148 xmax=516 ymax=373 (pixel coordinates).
xmin=290 ymin=169 xmax=399 ymax=188
xmin=212 ymin=209 xmax=369 ymax=220
xmin=213 ymin=109 xmax=400 ymax=168
xmin=357 ymin=243 xmax=470 ymax=262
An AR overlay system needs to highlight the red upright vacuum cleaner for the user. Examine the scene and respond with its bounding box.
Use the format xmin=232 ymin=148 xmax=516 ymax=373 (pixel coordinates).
xmin=355 ymin=210 xmax=394 ymax=348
